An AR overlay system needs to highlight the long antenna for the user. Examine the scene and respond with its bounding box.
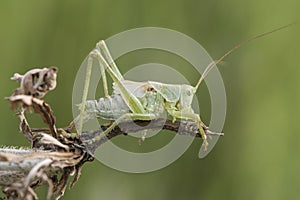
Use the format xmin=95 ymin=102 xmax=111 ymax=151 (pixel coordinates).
xmin=195 ymin=23 xmax=295 ymax=90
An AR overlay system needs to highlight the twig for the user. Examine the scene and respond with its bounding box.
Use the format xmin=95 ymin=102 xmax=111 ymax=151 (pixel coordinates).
xmin=31 ymin=118 xmax=223 ymax=154
xmin=79 ymin=118 xmax=223 ymax=153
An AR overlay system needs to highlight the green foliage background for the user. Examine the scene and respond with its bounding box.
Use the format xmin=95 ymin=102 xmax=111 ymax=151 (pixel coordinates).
xmin=0 ymin=0 xmax=299 ymax=199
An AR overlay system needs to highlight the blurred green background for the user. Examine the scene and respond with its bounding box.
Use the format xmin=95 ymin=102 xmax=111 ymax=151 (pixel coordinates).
xmin=0 ymin=0 xmax=299 ymax=199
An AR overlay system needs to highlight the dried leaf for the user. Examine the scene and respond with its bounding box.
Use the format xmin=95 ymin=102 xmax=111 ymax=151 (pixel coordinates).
xmin=32 ymin=133 xmax=69 ymax=151
xmin=18 ymin=109 xmax=33 ymax=142
xmin=8 ymin=94 xmax=34 ymax=110
xmin=10 ymin=67 xmax=58 ymax=99
xmin=31 ymin=98 xmax=58 ymax=138
xmin=8 ymin=95 xmax=58 ymax=138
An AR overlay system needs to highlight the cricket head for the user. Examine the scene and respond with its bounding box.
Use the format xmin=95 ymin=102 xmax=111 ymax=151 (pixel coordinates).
xmin=179 ymin=84 xmax=196 ymax=110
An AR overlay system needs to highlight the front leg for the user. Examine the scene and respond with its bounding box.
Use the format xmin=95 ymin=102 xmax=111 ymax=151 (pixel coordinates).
xmin=166 ymin=109 xmax=208 ymax=156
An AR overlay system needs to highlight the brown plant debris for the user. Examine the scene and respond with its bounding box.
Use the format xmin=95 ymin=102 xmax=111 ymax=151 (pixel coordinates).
xmin=11 ymin=67 xmax=58 ymax=99
xmin=8 ymin=95 xmax=58 ymax=138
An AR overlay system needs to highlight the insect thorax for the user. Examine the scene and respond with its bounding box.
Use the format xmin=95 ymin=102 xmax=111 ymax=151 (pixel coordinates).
xmin=140 ymin=90 xmax=166 ymax=115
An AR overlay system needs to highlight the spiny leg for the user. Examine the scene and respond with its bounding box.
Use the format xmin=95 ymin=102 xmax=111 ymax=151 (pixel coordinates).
xmin=84 ymin=113 xmax=157 ymax=145
xmin=78 ymin=55 xmax=93 ymax=135
xmin=94 ymin=43 xmax=110 ymax=96
xmin=92 ymin=50 xmax=146 ymax=114
xmin=166 ymin=109 xmax=208 ymax=151
xmin=77 ymin=49 xmax=111 ymax=134
xmin=77 ymin=47 xmax=146 ymax=134
xmin=99 ymin=59 xmax=109 ymax=97
xmin=96 ymin=40 xmax=124 ymax=81
xmin=96 ymin=40 xmax=142 ymax=111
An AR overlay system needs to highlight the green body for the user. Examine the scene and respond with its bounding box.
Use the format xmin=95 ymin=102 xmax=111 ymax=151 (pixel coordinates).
xmin=85 ymin=80 xmax=198 ymax=129
xmin=79 ymin=40 xmax=208 ymax=157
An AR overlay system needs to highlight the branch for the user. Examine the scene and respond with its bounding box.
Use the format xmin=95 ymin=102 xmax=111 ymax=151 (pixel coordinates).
xmin=79 ymin=118 xmax=223 ymax=153
xmin=31 ymin=118 xmax=223 ymax=154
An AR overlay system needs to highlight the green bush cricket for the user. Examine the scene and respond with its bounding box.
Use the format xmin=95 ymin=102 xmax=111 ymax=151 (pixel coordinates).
xmin=77 ymin=23 xmax=294 ymax=158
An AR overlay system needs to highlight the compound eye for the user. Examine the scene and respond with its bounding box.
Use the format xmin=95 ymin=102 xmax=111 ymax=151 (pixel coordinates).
xmin=186 ymin=89 xmax=192 ymax=96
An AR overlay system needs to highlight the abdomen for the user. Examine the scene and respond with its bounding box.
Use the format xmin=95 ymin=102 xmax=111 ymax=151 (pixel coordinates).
xmin=85 ymin=94 xmax=130 ymax=120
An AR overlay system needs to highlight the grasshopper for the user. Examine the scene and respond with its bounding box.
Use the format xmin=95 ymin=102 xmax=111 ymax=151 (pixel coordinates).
xmin=77 ymin=24 xmax=293 ymax=156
